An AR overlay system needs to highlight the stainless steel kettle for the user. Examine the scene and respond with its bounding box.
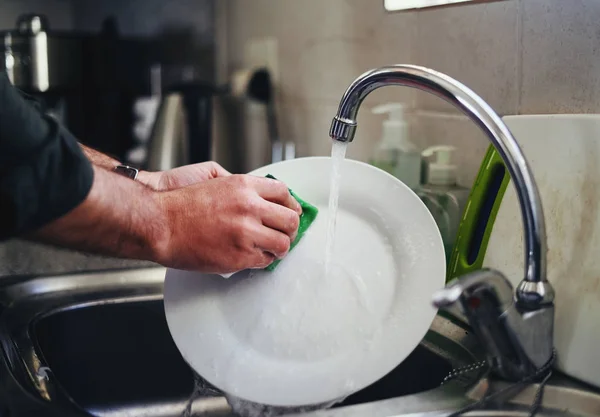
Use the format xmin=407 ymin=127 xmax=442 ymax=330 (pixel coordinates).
xmin=146 ymin=93 xmax=189 ymax=171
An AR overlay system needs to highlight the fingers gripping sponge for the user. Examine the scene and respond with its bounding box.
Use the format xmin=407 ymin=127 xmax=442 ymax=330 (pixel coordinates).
xmin=264 ymin=174 xmax=319 ymax=271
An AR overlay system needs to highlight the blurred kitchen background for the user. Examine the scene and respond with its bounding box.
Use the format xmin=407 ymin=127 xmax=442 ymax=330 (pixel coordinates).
xmin=0 ymin=0 xmax=596 ymax=276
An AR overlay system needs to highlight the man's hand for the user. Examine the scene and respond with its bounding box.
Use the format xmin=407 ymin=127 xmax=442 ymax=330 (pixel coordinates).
xmin=137 ymin=161 xmax=231 ymax=191
xmin=153 ymin=174 xmax=303 ymax=273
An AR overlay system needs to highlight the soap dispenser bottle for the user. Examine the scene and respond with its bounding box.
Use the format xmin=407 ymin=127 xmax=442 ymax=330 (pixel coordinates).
xmin=419 ymin=145 xmax=470 ymax=264
xmin=369 ymin=103 xmax=421 ymax=190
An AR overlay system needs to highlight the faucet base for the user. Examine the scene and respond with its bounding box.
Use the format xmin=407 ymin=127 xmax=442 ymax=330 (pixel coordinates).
xmin=516 ymin=280 xmax=555 ymax=308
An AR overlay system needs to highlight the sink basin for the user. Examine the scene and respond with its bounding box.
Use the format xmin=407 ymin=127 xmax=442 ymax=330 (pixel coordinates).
xmin=1 ymin=267 xmax=599 ymax=417
xmin=34 ymin=300 xmax=194 ymax=413
xmin=32 ymin=299 xmax=453 ymax=414
xmin=32 ymin=300 xmax=467 ymax=416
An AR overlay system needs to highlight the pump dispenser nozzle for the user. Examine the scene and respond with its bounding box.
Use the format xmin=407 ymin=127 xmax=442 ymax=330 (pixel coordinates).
xmin=372 ymin=102 xmax=406 ymax=119
xmin=422 ymin=145 xmax=458 ymax=186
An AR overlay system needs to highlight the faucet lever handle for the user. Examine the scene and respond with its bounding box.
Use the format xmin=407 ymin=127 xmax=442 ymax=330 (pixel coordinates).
xmin=432 ymin=269 xmax=514 ymax=311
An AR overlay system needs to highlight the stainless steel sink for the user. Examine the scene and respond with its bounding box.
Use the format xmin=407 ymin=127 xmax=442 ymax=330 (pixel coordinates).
xmin=31 ymin=300 xmax=465 ymax=414
xmin=0 ymin=267 xmax=598 ymax=417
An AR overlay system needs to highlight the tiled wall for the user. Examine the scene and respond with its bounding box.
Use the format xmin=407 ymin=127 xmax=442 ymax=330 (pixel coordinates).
xmin=222 ymin=0 xmax=416 ymax=169
xmin=223 ymin=0 xmax=600 ymax=187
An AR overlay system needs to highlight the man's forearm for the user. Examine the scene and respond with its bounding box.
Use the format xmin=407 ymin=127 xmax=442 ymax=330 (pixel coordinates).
xmin=79 ymin=143 xmax=120 ymax=170
xmin=29 ymin=165 xmax=168 ymax=262
xmin=79 ymin=143 xmax=161 ymax=189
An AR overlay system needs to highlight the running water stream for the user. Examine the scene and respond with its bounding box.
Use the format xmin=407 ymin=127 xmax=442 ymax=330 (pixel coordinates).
xmin=324 ymin=140 xmax=348 ymax=279
xmin=181 ymin=372 xmax=221 ymax=417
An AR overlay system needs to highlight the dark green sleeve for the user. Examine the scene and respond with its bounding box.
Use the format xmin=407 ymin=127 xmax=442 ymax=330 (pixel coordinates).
xmin=0 ymin=71 xmax=94 ymax=240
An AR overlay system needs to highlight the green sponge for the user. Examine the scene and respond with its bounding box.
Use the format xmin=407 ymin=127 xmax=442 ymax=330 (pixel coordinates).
xmin=264 ymin=174 xmax=319 ymax=271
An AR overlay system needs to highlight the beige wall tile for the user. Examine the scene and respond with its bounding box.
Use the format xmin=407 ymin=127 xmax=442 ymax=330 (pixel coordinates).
xmin=414 ymin=0 xmax=519 ymax=115
xmin=520 ymin=0 xmax=600 ymax=114
xmin=226 ymin=0 xmax=416 ymax=106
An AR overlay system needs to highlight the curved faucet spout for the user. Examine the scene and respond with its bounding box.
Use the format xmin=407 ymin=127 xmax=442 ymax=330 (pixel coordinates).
xmin=329 ymin=65 xmax=554 ymax=308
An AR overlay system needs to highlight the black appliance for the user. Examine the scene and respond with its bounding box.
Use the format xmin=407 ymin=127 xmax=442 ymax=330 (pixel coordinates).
xmin=1 ymin=14 xmax=214 ymax=165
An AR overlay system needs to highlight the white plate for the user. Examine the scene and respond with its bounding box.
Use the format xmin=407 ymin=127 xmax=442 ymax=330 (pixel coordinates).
xmin=163 ymin=156 xmax=446 ymax=407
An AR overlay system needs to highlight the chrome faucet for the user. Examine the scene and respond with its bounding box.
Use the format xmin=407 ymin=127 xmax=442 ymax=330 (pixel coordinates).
xmin=329 ymin=65 xmax=555 ymax=381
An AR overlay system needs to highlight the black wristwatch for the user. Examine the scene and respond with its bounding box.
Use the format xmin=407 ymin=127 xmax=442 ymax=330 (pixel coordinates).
xmin=113 ymin=164 xmax=139 ymax=180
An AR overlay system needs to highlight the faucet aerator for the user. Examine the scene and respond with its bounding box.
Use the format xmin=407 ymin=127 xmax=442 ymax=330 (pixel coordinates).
xmin=329 ymin=116 xmax=356 ymax=143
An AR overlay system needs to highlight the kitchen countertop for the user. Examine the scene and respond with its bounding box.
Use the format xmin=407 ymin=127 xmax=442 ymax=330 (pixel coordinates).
xmin=0 ymin=239 xmax=156 ymax=279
